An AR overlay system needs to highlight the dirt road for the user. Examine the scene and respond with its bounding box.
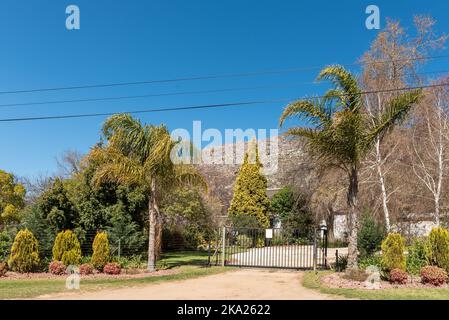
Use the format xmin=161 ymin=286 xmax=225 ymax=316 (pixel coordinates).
xmin=38 ymin=269 xmax=336 ymax=300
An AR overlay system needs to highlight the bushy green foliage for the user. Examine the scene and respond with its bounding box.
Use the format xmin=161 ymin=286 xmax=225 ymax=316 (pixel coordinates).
xmin=161 ymin=187 xmax=214 ymax=250
xmin=270 ymin=186 xmax=294 ymax=221
xmin=91 ymin=232 xmax=110 ymax=270
xmin=20 ymin=204 xmax=57 ymax=258
xmin=425 ymin=227 xmax=449 ymax=272
xmin=381 ymin=233 xmax=406 ymax=272
xmin=357 ymin=211 xmax=385 ymax=257
xmin=0 ymin=230 xmax=13 ymax=260
xmin=7 ymin=229 xmax=40 ymax=273
xmin=358 ymin=254 xmax=382 ymax=270
xmin=38 ymin=178 xmax=78 ymax=231
xmin=228 ymin=147 xmax=270 ymax=228
xmin=230 ymin=214 xmax=264 ymax=229
xmin=270 ymin=187 xmax=314 ymax=240
xmin=52 ymin=230 xmax=82 ymax=266
xmin=406 ymin=239 xmax=427 ymax=275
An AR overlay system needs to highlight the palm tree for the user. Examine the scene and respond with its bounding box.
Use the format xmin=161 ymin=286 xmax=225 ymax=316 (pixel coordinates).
xmin=89 ymin=114 xmax=206 ymax=271
xmin=280 ymin=65 xmax=422 ymax=269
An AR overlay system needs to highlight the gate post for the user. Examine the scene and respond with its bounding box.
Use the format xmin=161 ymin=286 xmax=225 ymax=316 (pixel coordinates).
xmin=221 ymin=226 xmax=226 ymax=267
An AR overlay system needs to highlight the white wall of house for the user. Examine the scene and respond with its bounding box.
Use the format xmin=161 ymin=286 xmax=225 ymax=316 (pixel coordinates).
xmin=333 ymin=213 xmax=440 ymax=240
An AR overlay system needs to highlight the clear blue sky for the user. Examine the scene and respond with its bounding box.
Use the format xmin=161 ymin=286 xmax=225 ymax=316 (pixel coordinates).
xmin=0 ymin=0 xmax=448 ymax=179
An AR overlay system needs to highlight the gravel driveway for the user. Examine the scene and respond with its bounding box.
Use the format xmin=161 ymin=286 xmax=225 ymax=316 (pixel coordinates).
xmin=37 ymin=269 xmax=336 ymax=300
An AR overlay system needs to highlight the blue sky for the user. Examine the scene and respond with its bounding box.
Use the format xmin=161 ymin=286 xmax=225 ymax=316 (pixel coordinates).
xmin=0 ymin=0 xmax=448 ymax=179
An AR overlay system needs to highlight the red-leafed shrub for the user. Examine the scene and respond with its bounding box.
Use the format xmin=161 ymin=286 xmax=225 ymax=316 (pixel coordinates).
xmin=79 ymin=263 xmax=94 ymax=275
xmin=0 ymin=262 xmax=7 ymax=277
xmin=103 ymin=262 xmax=121 ymax=275
xmin=420 ymin=266 xmax=448 ymax=286
xmin=49 ymin=261 xmax=66 ymax=275
xmin=389 ymin=268 xmax=408 ymax=284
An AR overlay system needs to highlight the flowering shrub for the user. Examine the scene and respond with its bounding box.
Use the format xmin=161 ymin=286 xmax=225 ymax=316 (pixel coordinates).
xmin=103 ymin=262 xmax=121 ymax=275
xmin=0 ymin=262 xmax=7 ymax=277
xmin=79 ymin=263 xmax=94 ymax=275
xmin=420 ymin=266 xmax=448 ymax=286
xmin=48 ymin=261 xmax=66 ymax=275
xmin=389 ymin=268 xmax=408 ymax=284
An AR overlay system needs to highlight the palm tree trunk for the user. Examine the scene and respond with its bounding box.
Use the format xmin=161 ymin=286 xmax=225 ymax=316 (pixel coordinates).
xmin=346 ymin=167 xmax=359 ymax=270
xmin=147 ymin=180 xmax=158 ymax=272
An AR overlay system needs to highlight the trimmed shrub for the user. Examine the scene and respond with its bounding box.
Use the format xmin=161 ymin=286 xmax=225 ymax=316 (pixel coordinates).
xmin=0 ymin=262 xmax=7 ymax=277
xmin=407 ymin=239 xmax=427 ymax=275
xmin=7 ymin=229 xmax=40 ymax=273
xmin=48 ymin=261 xmax=66 ymax=275
xmin=52 ymin=230 xmax=82 ymax=266
xmin=103 ymin=262 xmax=121 ymax=275
xmin=420 ymin=266 xmax=448 ymax=286
xmin=91 ymin=232 xmax=110 ymax=271
xmin=425 ymin=227 xmax=449 ymax=272
xmin=389 ymin=268 xmax=408 ymax=284
xmin=381 ymin=233 xmax=406 ymax=272
xmin=357 ymin=211 xmax=386 ymax=257
xmin=79 ymin=263 xmax=94 ymax=275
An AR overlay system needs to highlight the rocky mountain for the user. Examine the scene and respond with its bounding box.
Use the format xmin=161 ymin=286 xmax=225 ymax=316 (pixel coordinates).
xmin=197 ymin=135 xmax=319 ymax=215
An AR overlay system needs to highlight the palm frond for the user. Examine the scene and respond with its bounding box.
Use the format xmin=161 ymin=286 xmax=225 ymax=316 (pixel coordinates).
xmin=90 ymin=147 xmax=146 ymax=187
xmin=102 ymin=114 xmax=149 ymax=162
xmin=279 ymin=99 xmax=330 ymax=128
xmin=317 ymin=65 xmax=361 ymax=112
xmin=285 ymin=126 xmax=320 ymax=140
xmin=365 ymin=89 xmax=422 ymax=144
xmin=174 ymin=165 xmax=208 ymax=192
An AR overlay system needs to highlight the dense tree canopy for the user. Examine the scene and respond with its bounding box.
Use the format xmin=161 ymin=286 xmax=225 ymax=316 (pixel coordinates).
xmin=0 ymin=170 xmax=25 ymax=223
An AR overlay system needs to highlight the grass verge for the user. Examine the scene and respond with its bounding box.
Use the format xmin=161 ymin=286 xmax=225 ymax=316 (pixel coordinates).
xmin=0 ymin=251 xmax=232 ymax=300
xmin=303 ymin=271 xmax=449 ymax=300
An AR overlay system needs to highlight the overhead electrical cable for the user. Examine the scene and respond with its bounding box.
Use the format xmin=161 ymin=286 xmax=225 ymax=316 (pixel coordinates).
xmin=0 ymin=82 xmax=447 ymax=123
xmin=0 ymin=54 xmax=448 ymax=95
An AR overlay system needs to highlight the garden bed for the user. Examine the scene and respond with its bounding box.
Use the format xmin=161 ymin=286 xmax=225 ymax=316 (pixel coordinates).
xmin=0 ymin=268 xmax=179 ymax=281
xmin=322 ymin=272 xmax=449 ymax=290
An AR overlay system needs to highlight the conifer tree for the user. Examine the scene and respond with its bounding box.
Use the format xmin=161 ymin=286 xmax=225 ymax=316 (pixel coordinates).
xmin=228 ymin=144 xmax=270 ymax=228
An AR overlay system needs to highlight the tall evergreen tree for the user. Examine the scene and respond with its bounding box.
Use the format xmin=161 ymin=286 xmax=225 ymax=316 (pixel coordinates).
xmin=228 ymin=145 xmax=270 ymax=228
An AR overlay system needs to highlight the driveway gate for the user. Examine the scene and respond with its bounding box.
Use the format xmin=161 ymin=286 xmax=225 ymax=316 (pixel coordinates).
xmin=216 ymin=227 xmax=328 ymax=270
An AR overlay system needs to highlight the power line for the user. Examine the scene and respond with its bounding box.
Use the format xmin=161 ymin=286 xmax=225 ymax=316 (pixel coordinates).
xmin=1 ymin=69 xmax=448 ymax=109
xmin=0 ymin=54 xmax=448 ymax=95
xmin=0 ymin=82 xmax=447 ymax=123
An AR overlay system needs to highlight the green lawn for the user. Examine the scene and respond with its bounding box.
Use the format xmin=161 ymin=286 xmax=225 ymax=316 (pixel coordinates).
xmin=303 ymin=271 xmax=449 ymax=300
xmin=0 ymin=251 xmax=232 ymax=300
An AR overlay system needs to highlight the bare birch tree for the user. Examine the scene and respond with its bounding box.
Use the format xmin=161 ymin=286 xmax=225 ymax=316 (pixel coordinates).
xmin=360 ymin=16 xmax=447 ymax=231
xmin=410 ymin=78 xmax=449 ymax=226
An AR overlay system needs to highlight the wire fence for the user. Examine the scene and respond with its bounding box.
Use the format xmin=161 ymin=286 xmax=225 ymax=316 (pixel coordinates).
xmin=0 ymin=225 xmax=214 ymax=269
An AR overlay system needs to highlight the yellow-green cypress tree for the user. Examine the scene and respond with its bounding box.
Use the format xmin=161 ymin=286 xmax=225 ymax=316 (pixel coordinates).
xmin=228 ymin=144 xmax=270 ymax=228
xmin=91 ymin=232 xmax=110 ymax=271
xmin=8 ymin=229 xmax=40 ymax=273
